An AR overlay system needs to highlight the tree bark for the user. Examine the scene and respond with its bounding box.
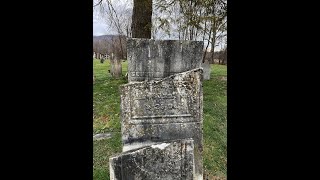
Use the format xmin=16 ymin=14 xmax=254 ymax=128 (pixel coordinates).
xmin=118 ymin=35 xmax=125 ymax=59
xmin=131 ymin=0 xmax=152 ymax=38
xmin=210 ymin=31 xmax=216 ymax=64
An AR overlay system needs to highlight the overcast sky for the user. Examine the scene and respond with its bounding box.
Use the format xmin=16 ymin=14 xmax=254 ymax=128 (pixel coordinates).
xmin=92 ymin=0 xmax=225 ymax=51
xmin=93 ymin=6 xmax=111 ymax=35
xmin=93 ymin=19 xmax=108 ymax=36
xmin=93 ymin=0 xmax=129 ymax=36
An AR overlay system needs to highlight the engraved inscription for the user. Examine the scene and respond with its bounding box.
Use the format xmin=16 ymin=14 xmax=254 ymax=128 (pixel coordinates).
xmin=132 ymin=95 xmax=190 ymax=118
xmin=130 ymin=83 xmax=192 ymax=119
xmin=130 ymin=71 xmax=183 ymax=77
xmin=131 ymin=71 xmax=163 ymax=78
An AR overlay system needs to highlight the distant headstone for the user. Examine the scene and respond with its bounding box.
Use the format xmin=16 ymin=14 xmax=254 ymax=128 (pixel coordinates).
xmin=201 ymin=61 xmax=211 ymax=80
xmin=110 ymin=139 xmax=195 ymax=180
xmin=127 ymin=38 xmax=203 ymax=82
xmin=120 ymin=68 xmax=203 ymax=179
xmin=110 ymin=53 xmax=122 ymax=79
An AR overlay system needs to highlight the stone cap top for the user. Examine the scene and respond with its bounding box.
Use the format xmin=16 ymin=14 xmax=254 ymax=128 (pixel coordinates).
xmin=121 ymin=68 xmax=203 ymax=87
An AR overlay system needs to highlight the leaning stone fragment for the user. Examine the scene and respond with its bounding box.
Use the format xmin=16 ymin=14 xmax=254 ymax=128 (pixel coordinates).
xmin=110 ymin=139 xmax=195 ymax=180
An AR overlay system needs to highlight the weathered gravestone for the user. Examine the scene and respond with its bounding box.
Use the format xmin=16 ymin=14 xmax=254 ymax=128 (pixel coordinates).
xmin=120 ymin=68 xmax=203 ymax=179
xmin=127 ymin=38 xmax=203 ymax=82
xmin=201 ymin=60 xmax=211 ymax=80
xmin=110 ymin=39 xmax=204 ymax=180
xmin=110 ymin=53 xmax=122 ymax=79
xmin=110 ymin=139 xmax=195 ymax=180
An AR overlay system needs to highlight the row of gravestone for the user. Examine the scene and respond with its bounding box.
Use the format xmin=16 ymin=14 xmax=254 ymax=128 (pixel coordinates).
xmin=108 ymin=38 xmax=209 ymax=180
xmin=93 ymin=52 xmax=109 ymax=59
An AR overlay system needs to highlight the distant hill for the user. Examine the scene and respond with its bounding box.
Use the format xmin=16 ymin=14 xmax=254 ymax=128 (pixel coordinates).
xmin=93 ymin=35 xmax=127 ymax=59
xmin=93 ymin=35 xmax=126 ymax=42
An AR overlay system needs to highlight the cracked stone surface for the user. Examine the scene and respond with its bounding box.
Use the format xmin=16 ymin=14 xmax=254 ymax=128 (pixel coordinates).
xmin=110 ymin=139 xmax=195 ymax=180
xmin=120 ymin=68 xmax=203 ymax=179
xmin=127 ymin=38 xmax=203 ymax=82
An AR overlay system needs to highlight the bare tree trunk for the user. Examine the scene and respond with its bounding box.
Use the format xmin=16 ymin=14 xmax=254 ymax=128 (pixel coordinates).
xmin=210 ymin=41 xmax=215 ymax=64
xmin=202 ymin=24 xmax=212 ymax=63
xmin=203 ymin=42 xmax=210 ymax=63
xmin=118 ymin=36 xmax=125 ymax=59
xmin=132 ymin=0 xmax=152 ymax=38
xmin=210 ymin=30 xmax=216 ymax=64
xmin=195 ymin=9 xmax=202 ymax=39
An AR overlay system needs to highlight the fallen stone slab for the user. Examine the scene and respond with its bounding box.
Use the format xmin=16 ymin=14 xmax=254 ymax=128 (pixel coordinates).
xmin=93 ymin=133 xmax=113 ymax=141
xmin=110 ymin=139 xmax=195 ymax=180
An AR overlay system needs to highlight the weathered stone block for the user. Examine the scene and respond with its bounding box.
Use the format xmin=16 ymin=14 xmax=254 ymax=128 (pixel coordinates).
xmin=127 ymin=38 xmax=203 ymax=82
xmin=110 ymin=139 xmax=195 ymax=180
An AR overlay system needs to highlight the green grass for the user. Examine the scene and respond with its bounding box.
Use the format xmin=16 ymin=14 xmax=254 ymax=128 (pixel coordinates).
xmin=93 ymin=59 xmax=128 ymax=134
xmin=93 ymin=59 xmax=227 ymax=179
xmin=203 ymin=64 xmax=227 ymax=179
xmin=93 ymin=133 xmax=122 ymax=180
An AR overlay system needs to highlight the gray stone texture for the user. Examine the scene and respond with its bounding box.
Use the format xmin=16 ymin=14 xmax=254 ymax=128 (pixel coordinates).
xmin=110 ymin=139 xmax=195 ymax=180
xmin=201 ymin=61 xmax=211 ymax=80
xmin=127 ymin=38 xmax=203 ymax=82
xmin=120 ymin=68 xmax=203 ymax=179
xmin=110 ymin=55 xmax=122 ymax=79
xmin=93 ymin=133 xmax=113 ymax=141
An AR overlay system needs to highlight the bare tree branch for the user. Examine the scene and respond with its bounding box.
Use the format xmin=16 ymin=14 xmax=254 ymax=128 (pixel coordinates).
xmin=93 ymin=0 xmax=103 ymax=7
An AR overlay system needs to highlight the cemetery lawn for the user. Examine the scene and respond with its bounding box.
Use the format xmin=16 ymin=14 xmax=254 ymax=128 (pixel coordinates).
xmin=93 ymin=59 xmax=227 ymax=180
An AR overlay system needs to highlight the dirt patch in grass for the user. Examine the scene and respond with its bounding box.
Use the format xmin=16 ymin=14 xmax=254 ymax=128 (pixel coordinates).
xmin=99 ymin=115 xmax=109 ymax=123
